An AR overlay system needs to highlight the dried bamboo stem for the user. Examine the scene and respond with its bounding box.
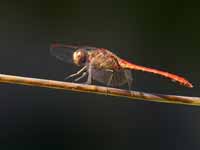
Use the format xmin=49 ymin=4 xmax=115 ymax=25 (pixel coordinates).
xmin=0 ymin=74 xmax=199 ymax=106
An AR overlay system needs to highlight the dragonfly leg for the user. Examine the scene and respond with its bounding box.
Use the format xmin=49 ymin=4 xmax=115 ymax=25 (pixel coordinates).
xmin=74 ymin=72 xmax=87 ymax=82
xmin=85 ymin=65 xmax=92 ymax=85
xmin=124 ymin=70 xmax=133 ymax=90
xmin=64 ymin=66 xmax=87 ymax=80
xmin=107 ymin=73 xmax=113 ymax=86
xmin=106 ymin=69 xmax=114 ymax=86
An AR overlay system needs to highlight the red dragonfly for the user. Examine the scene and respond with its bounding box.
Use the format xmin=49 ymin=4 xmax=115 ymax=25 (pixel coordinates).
xmin=50 ymin=43 xmax=193 ymax=89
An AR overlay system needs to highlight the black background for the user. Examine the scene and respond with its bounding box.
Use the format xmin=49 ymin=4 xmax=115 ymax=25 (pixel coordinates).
xmin=0 ymin=0 xmax=199 ymax=149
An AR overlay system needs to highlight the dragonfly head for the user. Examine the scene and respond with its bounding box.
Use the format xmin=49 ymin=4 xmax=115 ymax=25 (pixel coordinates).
xmin=73 ymin=49 xmax=88 ymax=66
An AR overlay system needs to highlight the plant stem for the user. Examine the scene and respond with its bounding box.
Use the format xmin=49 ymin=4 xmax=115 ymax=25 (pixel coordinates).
xmin=0 ymin=74 xmax=199 ymax=106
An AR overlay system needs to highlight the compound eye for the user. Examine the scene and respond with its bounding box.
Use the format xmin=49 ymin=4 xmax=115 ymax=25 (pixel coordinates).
xmin=73 ymin=50 xmax=86 ymax=66
xmin=77 ymin=51 xmax=82 ymax=58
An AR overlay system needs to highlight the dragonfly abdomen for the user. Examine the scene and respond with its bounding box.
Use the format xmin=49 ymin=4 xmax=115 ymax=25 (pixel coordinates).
xmin=119 ymin=59 xmax=193 ymax=88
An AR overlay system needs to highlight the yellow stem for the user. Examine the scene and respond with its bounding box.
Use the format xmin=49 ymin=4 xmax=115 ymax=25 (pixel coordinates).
xmin=0 ymin=74 xmax=199 ymax=106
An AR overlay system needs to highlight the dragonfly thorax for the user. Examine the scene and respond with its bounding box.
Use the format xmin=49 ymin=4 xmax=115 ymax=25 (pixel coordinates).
xmin=73 ymin=49 xmax=88 ymax=66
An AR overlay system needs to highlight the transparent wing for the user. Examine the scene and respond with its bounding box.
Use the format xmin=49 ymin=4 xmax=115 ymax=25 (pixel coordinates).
xmin=50 ymin=43 xmax=98 ymax=64
xmin=50 ymin=43 xmax=79 ymax=63
xmin=91 ymin=68 xmax=129 ymax=87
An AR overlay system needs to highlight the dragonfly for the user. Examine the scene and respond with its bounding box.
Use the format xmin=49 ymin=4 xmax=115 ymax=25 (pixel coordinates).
xmin=50 ymin=43 xmax=193 ymax=90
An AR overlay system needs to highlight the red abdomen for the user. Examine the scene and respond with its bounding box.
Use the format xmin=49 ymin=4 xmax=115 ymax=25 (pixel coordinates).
xmin=119 ymin=59 xmax=193 ymax=88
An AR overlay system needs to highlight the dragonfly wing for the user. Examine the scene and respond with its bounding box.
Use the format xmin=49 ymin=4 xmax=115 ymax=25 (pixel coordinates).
xmin=50 ymin=43 xmax=98 ymax=64
xmin=91 ymin=68 xmax=129 ymax=87
xmin=50 ymin=44 xmax=77 ymax=63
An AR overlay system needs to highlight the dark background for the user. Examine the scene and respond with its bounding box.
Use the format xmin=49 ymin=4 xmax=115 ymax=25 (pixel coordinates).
xmin=0 ymin=0 xmax=199 ymax=149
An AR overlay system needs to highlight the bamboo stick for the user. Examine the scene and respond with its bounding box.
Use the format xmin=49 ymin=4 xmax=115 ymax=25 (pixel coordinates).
xmin=0 ymin=74 xmax=199 ymax=106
